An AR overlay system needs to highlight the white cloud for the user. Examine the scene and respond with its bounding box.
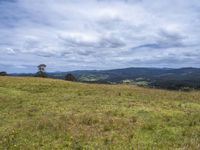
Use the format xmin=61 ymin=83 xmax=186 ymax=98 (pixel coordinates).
xmin=0 ymin=0 xmax=200 ymax=72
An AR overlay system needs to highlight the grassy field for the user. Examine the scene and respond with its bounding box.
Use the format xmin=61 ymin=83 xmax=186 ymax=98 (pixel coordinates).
xmin=0 ymin=77 xmax=200 ymax=150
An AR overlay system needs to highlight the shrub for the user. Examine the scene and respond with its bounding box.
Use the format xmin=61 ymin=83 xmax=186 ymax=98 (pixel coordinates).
xmin=180 ymin=87 xmax=193 ymax=92
xmin=65 ymin=74 xmax=76 ymax=81
xmin=0 ymin=71 xmax=7 ymax=76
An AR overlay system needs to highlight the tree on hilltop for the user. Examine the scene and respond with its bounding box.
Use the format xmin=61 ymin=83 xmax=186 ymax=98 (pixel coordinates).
xmin=35 ymin=64 xmax=47 ymax=78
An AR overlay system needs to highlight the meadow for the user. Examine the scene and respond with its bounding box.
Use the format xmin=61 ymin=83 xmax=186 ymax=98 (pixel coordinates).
xmin=0 ymin=77 xmax=200 ymax=149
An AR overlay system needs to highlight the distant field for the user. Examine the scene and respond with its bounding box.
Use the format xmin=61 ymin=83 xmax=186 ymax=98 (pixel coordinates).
xmin=0 ymin=77 xmax=200 ymax=149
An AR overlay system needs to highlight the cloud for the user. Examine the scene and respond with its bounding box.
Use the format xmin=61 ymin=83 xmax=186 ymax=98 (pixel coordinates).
xmin=0 ymin=0 xmax=200 ymax=73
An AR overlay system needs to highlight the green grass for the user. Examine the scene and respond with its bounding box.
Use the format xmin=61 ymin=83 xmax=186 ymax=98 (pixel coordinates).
xmin=0 ymin=77 xmax=200 ymax=150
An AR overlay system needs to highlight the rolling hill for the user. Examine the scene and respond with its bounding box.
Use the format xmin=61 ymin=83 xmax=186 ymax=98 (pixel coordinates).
xmin=49 ymin=67 xmax=200 ymax=90
xmin=11 ymin=67 xmax=200 ymax=90
xmin=0 ymin=77 xmax=200 ymax=149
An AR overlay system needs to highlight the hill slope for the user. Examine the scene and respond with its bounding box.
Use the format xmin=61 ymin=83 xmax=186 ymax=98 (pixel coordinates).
xmin=0 ymin=77 xmax=200 ymax=149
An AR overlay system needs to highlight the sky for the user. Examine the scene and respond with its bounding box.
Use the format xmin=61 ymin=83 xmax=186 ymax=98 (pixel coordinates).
xmin=1 ymin=0 xmax=200 ymax=73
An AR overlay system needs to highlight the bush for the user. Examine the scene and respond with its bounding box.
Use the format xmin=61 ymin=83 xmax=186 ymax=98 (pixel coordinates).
xmin=0 ymin=72 xmax=7 ymax=76
xmin=180 ymin=87 xmax=193 ymax=92
xmin=65 ymin=74 xmax=76 ymax=81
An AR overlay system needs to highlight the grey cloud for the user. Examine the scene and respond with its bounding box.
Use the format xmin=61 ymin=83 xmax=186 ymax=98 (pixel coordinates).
xmin=0 ymin=0 xmax=200 ymax=73
xmin=0 ymin=0 xmax=16 ymax=3
xmin=131 ymin=29 xmax=187 ymax=51
xmin=158 ymin=30 xmax=186 ymax=46
xmin=59 ymin=35 xmax=126 ymax=49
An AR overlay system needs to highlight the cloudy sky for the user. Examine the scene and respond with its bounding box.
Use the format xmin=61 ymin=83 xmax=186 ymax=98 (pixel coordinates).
xmin=1 ymin=0 xmax=200 ymax=73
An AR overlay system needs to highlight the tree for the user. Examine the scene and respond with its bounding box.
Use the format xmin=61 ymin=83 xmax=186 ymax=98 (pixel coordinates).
xmin=35 ymin=64 xmax=47 ymax=78
xmin=65 ymin=73 xmax=76 ymax=81
xmin=0 ymin=71 xmax=7 ymax=76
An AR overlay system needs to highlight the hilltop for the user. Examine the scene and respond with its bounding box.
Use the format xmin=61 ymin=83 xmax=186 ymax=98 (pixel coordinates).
xmin=0 ymin=77 xmax=200 ymax=149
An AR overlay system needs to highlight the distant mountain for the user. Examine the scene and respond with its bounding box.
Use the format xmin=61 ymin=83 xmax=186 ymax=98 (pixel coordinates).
xmin=10 ymin=67 xmax=200 ymax=90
